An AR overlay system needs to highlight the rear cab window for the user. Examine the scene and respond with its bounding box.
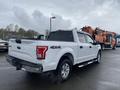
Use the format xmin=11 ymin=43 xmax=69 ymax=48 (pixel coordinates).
xmin=47 ymin=31 xmax=74 ymax=42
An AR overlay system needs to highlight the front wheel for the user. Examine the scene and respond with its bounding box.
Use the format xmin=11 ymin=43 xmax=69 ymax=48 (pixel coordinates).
xmin=56 ymin=59 xmax=73 ymax=82
xmin=96 ymin=51 xmax=101 ymax=63
xmin=112 ymin=46 xmax=116 ymax=50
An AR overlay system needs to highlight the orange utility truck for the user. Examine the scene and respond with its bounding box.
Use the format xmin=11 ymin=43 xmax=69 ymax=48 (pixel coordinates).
xmin=82 ymin=26 xmax=116 ymax=50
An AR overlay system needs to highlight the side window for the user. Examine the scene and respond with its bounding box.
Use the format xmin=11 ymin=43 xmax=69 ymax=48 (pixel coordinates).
xmin=77 ymin=33 xmax=86 ymax=43
xmin=85 ymin=35 xmax=94 ymax=43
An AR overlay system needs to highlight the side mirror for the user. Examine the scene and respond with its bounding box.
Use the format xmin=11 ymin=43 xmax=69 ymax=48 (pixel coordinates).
xmin=92 ymin=41 xmax=99 ymax=45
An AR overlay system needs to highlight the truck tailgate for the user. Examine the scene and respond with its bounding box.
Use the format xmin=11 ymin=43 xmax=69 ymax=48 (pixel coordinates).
xmin=9 ymin=39 xmax=38 ymax=64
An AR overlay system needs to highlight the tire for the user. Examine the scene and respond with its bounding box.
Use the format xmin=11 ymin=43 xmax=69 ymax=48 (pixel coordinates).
xmin=96 ymin=51 xmax=101 ymax=64
xmin=101 ymin=44 xmax=105 ymax=50
xmin=56 ymin=59 xmax=73 ymax=82
xmin=112 ymin=46 xmax=116 ymax=50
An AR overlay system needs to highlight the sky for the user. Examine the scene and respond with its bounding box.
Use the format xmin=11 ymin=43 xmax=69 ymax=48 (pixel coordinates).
xmin=0 ymin=0 xmax=120 ymax=34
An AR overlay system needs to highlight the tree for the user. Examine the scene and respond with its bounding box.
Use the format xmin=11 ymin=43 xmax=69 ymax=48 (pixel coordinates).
xmin=26 ymin=29 xmax=39 ymax=38
xmin=0 ymin=25 xmax=39 ymax=39
xmin=17 ymin=28 xmax=26 ymax=38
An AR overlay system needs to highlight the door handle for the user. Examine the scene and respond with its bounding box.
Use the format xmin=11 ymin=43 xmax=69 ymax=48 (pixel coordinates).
xmin=89 ymin=46 xmax=92 ymax=48
xmin=80 ymin=46 xmax=83 ymax=49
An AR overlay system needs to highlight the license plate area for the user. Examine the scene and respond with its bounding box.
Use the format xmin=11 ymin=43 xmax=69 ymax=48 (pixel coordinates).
xmin=22 ymin=65 xmax=42 ymax=73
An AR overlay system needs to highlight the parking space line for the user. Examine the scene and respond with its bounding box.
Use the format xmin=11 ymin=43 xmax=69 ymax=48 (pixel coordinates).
xmin=0 ymin=67 xmax=15 ymax=70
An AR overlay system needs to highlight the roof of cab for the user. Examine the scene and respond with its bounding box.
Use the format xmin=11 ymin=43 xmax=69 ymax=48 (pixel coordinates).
xmin=51 ymin=29 xmax=91 ymax=36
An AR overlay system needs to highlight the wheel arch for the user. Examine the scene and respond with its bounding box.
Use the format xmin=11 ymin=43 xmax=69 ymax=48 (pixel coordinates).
xmin=56 ymin=53 xmax=74 ymax=70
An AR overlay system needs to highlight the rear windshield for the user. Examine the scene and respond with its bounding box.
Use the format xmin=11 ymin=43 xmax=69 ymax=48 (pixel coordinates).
xmin=47 ymin=31 xmax=74 ymax=42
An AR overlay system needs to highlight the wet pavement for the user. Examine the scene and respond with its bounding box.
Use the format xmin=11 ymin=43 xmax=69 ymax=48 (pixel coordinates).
xmin=0 ymin=49 xmax=120 ymax=90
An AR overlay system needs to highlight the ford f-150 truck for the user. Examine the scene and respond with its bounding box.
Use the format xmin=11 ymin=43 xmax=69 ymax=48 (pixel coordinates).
xmin=7 ymin=30 xmax=101 ymax=82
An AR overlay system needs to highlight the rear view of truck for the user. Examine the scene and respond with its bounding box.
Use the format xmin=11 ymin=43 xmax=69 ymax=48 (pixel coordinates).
xmin=7 ymin=39 xmax=46 ymax=73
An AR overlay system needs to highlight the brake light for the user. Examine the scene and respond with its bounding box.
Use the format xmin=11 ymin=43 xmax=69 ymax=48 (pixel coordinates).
xmin=36 ymin=46 xmax=48 ymax=60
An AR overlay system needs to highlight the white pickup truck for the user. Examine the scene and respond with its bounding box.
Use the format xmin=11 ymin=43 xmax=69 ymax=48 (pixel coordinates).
xmin=7 ymin=30 xmax=101 ymax=81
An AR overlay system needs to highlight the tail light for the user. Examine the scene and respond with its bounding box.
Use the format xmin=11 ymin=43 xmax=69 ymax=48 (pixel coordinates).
xmin=36 ymin=46 xmax=48 ymax=60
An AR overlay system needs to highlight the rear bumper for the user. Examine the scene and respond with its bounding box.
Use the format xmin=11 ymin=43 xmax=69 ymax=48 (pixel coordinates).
xmin=6 ymin=55 xmax=43 ymax=73
xmin=0 ymin=46 xmax=8 ymax=50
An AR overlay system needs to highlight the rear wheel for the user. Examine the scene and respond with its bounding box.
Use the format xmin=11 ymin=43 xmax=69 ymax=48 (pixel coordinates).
xmin=56 ymin=59 xmax=73 ymax=82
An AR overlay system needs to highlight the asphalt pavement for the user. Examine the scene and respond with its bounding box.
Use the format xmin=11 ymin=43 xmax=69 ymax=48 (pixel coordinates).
xmin=0 ymin=49 xmax=120 ymax=90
